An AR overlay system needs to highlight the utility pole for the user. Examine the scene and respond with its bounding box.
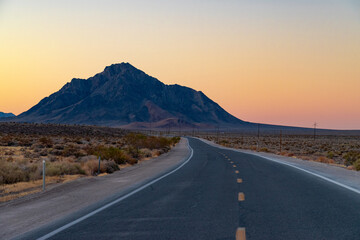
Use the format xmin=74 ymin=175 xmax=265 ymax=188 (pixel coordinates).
xmin=313 ymin=122 xmax=317 ymax=140
xmin=257 ymin=124 xmax=260 ymax=151
xmin=279 ymin=130 xmax=282 ymax=153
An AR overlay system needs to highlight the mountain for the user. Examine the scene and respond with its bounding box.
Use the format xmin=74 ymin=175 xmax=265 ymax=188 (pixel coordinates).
xmin=0 ymin=112 xmax=15 ymax=118
xmin=14 ymin=63 xmax=248 ymax=128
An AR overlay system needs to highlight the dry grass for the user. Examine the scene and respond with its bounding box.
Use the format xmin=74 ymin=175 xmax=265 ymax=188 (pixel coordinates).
xmin=0 ymin=123 xmax=180 ymax=202
xmin=199 ymin=133 xmax=360 ymax=170
xmin=0 ymin=175 xmax=83 ymax=202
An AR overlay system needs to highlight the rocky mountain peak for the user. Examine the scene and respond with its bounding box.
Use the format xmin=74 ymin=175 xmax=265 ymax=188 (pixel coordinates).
xmin=13 ymin=63 xmax=246 ymax=128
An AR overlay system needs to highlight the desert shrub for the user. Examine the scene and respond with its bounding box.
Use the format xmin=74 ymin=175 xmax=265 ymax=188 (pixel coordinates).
xmin=46 ymin=162 xmax=85 ymax=176
xmin=0 ymin=159 xmax=41 ymax=184
xmin=54 ymin=144 xmax=64 ymax=150
xmin=27 ymin=163 xmax=42 ymax=181
xmin=220 ymin=140 xmax=229 ymax=145
xmin=327 ymin=151 xmax=335 ymax=159
xmin=23 ymin=151 xmax=31 ymax=158
xmin=85 ymin=145 xmax=132 ymax=164
xmin=127 ymin=158 xmax=138 ymax=165
xmin=0 ymin=135 xmax=15 ymax=146
xmin=0 ymin=161 xmax=26 ymax=184
xmin=316 ymin=156 xmax=335 ymax=164
xmin=259 ymin=147 xmax=270 ymax=153
xmin=62 ymin=144 xmax=85 ymax=158
xmin=18 ymin=138 xmax=32 ymax=147
xmin=344 ymin=151 xmax=360 ymax=166
xmin=285 ymin=152 xmax=294 ymax=157
xmin=31 ymin=143 xmax=45 ymax=151
xmin=151 ymin=149 xmax=161 ymax=157
xmin=40 ymin=149 xmax=48 ymax=156
xmin=39 ymin=137 xmax=53 ymax=148
xmin=84 ymin=159 xmax=107 ymax=175
xmin=140 ymin=148 xmax=152 ymax=158
xmin=353 ymin=159 xmax=360 ymax=171
xmin=73 ymin=137 xmax=83 ymax=144
xmin=125 ymin=133 xmax=147 ymax=147
xmin=48 ymin=156 xmax=58 ymax=162
xmin=61 ymin=145 xmax=75 ymax=157
xmin=50 ymin=148 xmax=63 ymax=156
xmin=77 ymin=155 xmax=98 ymax=163
xmin=124 ymin=133 xmax=179 ymax=150
xmin=126 ymin=146 xmax=141 ymax=159
xmin=104 ymin=160 xmax=120 ymax=173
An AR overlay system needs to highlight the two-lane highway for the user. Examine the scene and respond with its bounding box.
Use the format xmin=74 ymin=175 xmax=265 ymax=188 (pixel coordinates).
xmin=22 ymin=138 xmax=360 ymax=239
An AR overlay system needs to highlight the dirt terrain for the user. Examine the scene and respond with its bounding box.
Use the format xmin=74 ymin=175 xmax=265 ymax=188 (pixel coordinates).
xmin=197 ymin=132 xmax=360 ymax=170
xmin=0 ymin=138 xmax=190 ymax=240
xmin=0 ymin=122 xmax=179 ymax=202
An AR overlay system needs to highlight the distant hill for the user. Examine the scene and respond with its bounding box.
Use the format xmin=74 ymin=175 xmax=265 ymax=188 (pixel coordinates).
xmin=14 ymin=63 xmax=248 ymax=128
xmin=0 ymin=112 xmax=15 ymax=118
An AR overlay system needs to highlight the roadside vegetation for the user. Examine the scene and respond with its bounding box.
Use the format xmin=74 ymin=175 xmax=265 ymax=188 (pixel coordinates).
xmin=0 ymin=123 xmax=179 ymax=201
xmin=199 ymin=133 xmax=360 ymax=171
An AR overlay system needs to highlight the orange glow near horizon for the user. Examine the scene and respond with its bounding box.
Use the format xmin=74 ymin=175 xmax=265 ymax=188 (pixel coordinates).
xmin=0 ymin=0 xmax=359 ymax=130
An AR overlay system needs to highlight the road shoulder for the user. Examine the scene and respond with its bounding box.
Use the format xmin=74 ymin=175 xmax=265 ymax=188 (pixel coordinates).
xmin=197 ymin=137 xmax=360 ymax=194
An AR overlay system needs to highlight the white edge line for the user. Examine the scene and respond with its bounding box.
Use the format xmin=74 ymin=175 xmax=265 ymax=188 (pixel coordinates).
xmin=198 ymin=138 xmax=360 ymax=196
xmin=37 ymin=141 xmax=194 ymax=240
xmin=256 ymin=155 xmax=360 ymax=195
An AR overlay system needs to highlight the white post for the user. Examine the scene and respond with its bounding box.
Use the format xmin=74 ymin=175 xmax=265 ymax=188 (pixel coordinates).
xmin=98 ymin=156 xmax=101 ymax=175
xmin=42 ymin=160 xmax=46 ymax=191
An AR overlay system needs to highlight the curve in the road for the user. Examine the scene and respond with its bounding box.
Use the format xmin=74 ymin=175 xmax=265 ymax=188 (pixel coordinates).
xmin=19 ymin=138 xmax=360 ymax=240
xmin=36 ymin=141 xmax=194 ymax=240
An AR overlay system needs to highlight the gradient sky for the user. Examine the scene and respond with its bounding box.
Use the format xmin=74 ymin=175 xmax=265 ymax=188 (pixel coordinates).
xmin=0 ymin=0 xmax=359 ymax=129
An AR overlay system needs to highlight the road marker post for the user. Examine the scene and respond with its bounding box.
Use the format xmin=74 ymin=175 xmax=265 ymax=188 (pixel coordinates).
xmin=42 ymin=160 xmax=46 ymax=191
xmin=98 ymin=156 xmax=101 ymax=175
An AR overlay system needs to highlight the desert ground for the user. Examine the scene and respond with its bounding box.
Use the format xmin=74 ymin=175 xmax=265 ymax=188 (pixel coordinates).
xmin=0 ymin=123 xmax=179 ymax=202
xmin=195 ymin=132 xmax=360 ymax=171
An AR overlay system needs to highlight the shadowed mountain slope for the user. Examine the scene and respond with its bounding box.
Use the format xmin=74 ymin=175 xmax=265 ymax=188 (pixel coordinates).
xmin=15 ymin=63 xmax=248 ymax=128
xmin=0 ymin=112 xmax=15 ymax=118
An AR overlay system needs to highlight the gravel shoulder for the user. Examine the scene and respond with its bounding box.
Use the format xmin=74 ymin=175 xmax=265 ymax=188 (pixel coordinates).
xmin=197 ymin=137 xmax=360 ymax=193
xmin=0 ymin=138 xmax=190 ymax=240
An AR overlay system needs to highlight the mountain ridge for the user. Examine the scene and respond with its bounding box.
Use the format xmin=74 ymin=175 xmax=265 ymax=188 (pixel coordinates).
xmin=14 ymin=63 xmax=248 ymax=128
xmin=0 ymin=112 xmax=15 ymax=118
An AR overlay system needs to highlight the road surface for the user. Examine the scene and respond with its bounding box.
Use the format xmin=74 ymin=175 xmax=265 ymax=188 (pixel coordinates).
xmin=19 ymin=138 xmax=360 ymax=239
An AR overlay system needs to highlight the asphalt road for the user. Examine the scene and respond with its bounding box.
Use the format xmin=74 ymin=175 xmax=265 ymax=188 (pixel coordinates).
xmin=21 ymin=138 xmax=360 ymax=240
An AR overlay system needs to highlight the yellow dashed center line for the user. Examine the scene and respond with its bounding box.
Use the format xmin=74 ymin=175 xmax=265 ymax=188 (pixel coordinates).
xmin=235 ymin=170 xmax=239 ymax=174
xmin=238 ymin=192 xmax=245 ymax=201
xmin=237 ymin=178 xmax=243 ymax=183
xmin=236 ymin=227 xmax=246 ymax=240
xmin=233 ymin=165 xmax=237 ymax=168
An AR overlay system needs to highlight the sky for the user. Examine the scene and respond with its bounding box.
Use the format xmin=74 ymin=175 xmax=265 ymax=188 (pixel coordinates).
xmin=0 ymin=0 xmax=359 ymax=130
